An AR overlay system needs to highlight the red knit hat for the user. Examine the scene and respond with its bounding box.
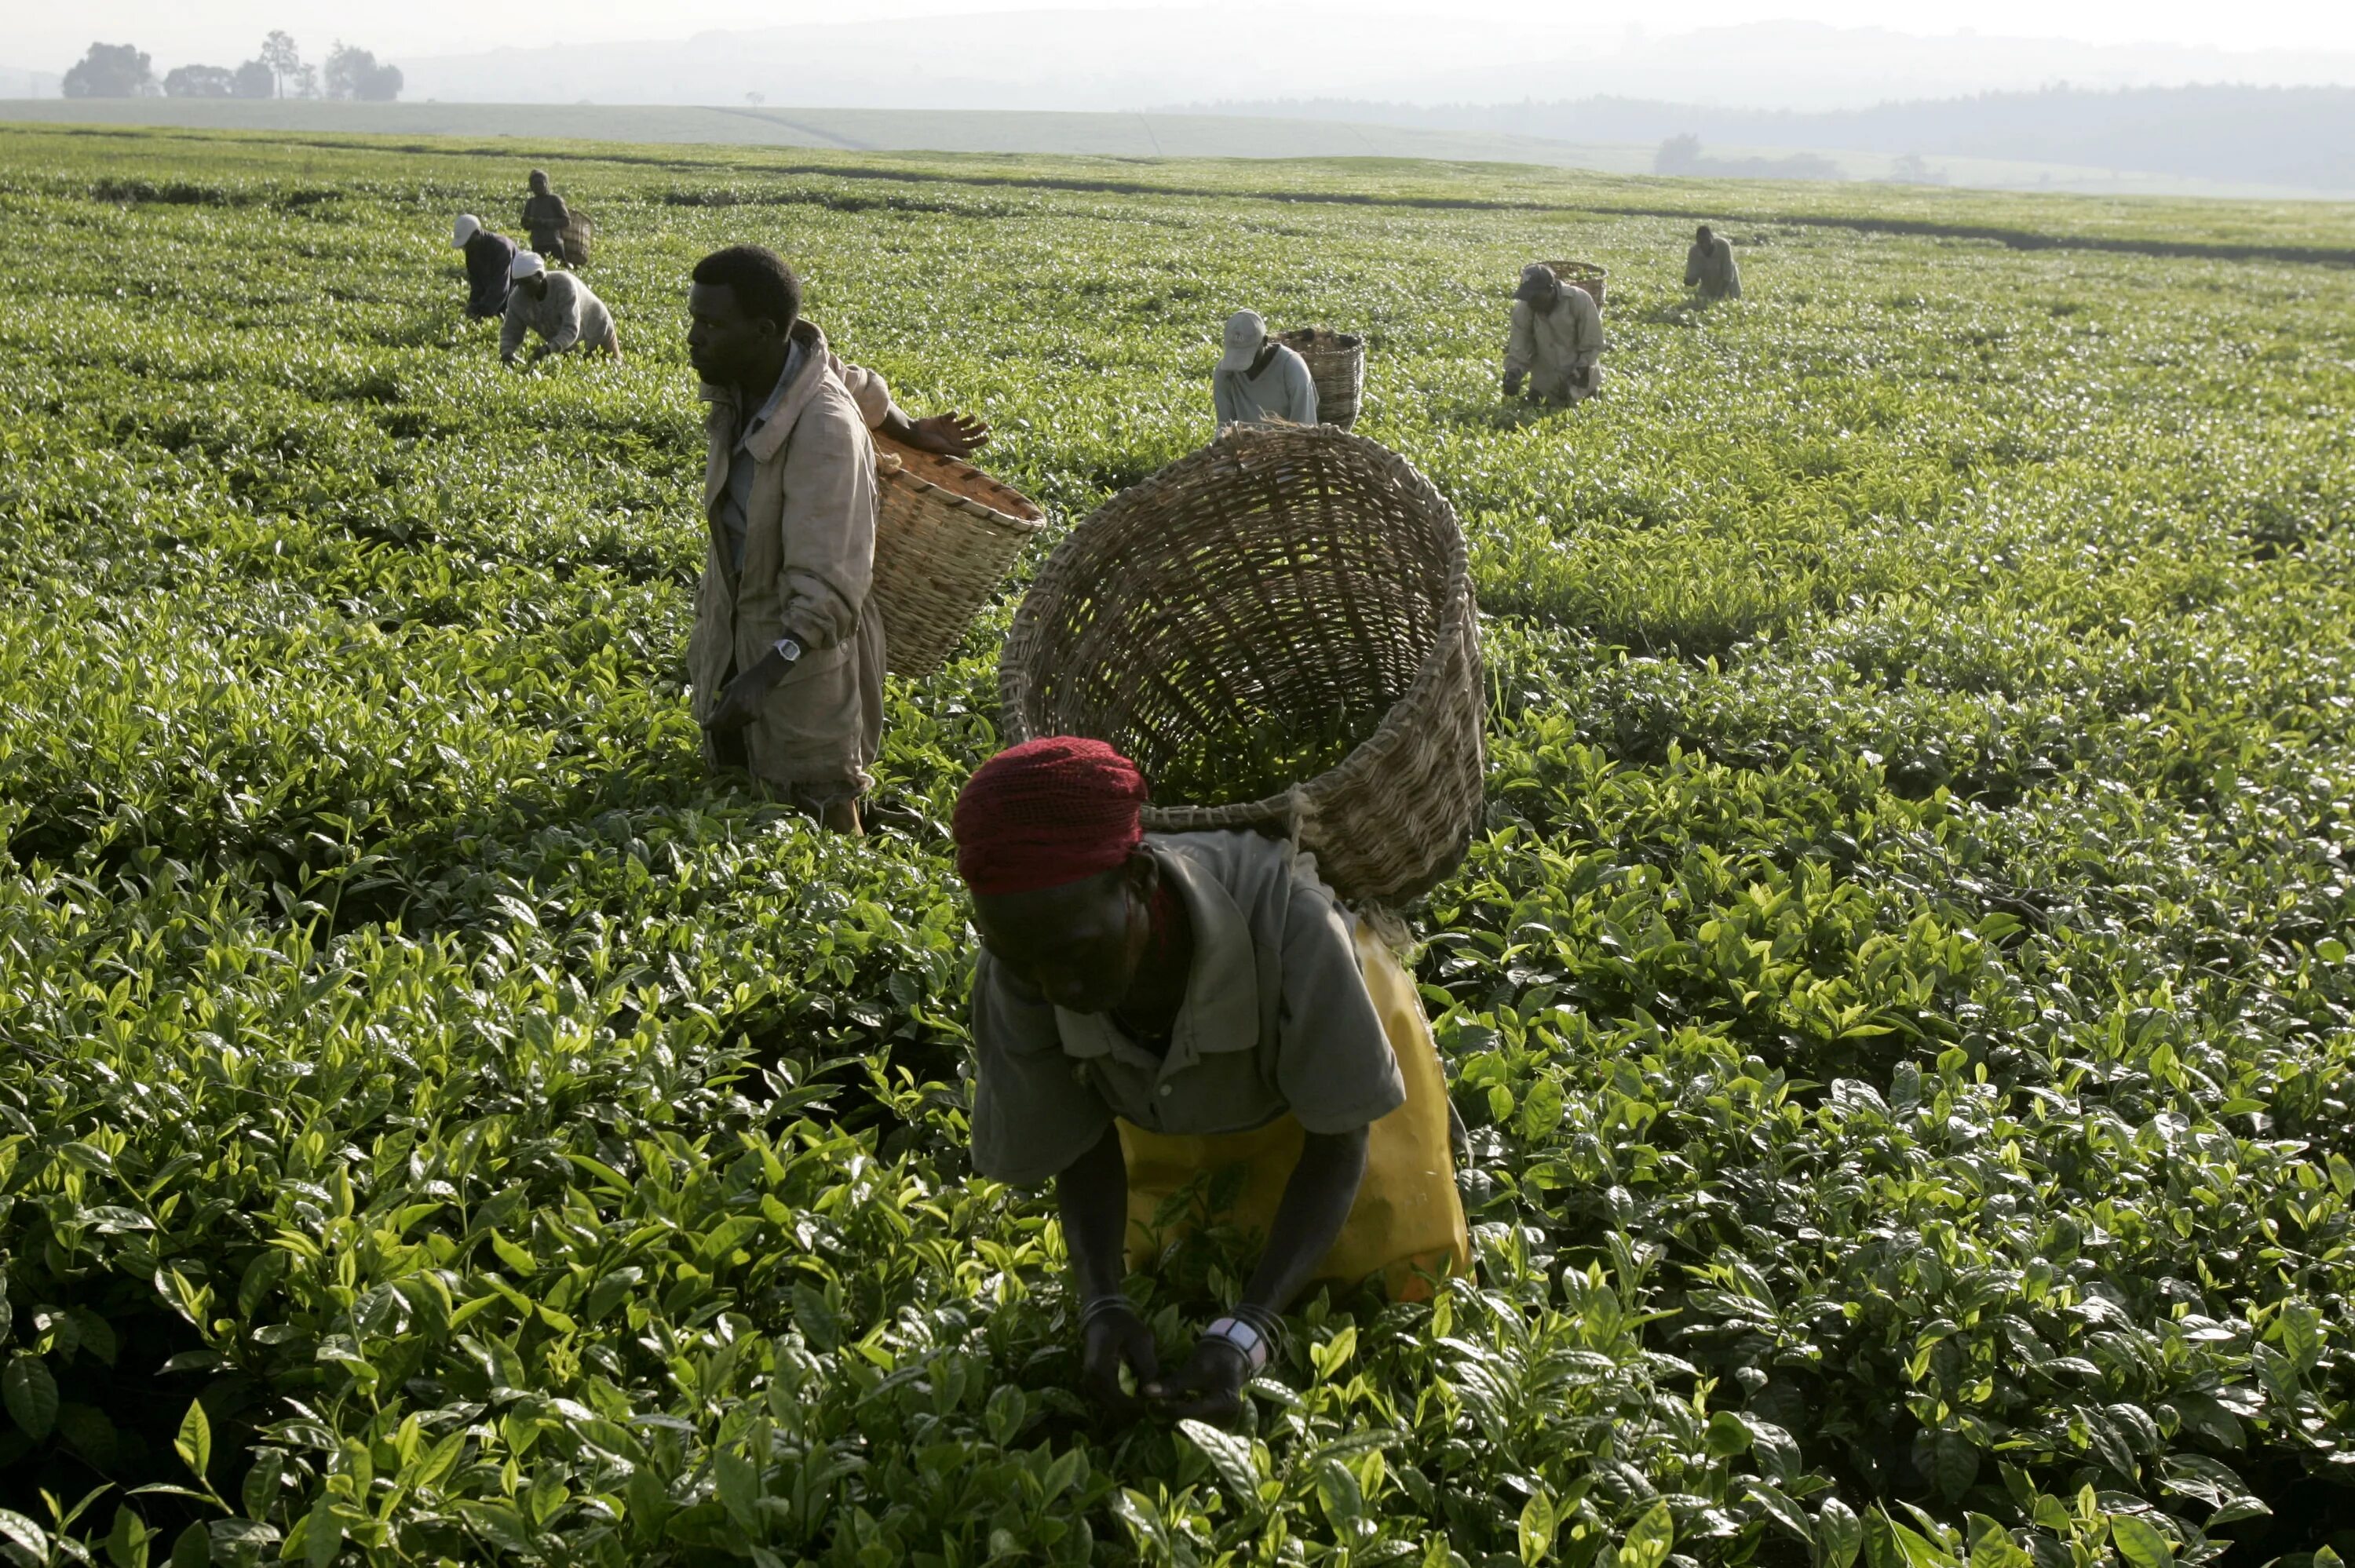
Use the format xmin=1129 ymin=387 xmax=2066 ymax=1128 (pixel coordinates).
xmin=953 ymin=737 xmax=1149 ymax=896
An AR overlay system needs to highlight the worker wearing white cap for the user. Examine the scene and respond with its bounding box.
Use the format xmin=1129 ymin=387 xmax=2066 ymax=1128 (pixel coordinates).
xmin=451 ymin=213 xmax=518 ymax=321
xmin=1211 ymin=309 xmax=1317 ymax=429
xmin=1503 ymin=264 xmax=1606 ymax=405
xmin=501 ymin=249 xmax=621 ymax=367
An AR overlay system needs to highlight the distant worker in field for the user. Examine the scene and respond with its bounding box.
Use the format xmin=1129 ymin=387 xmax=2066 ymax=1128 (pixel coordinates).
xmin=500 ymin=252 xmax=622 ymax=367
xmin=953 ymin=738 xmax=1470 ymax=1427
xmin=685 ymin=245 xmax=889 ymax=834
xmin=451 ymin=213 xmax=517 ymax=321
xmin=1213 ymin=309 xmax=1318 ymax=428
xmin=1685 ymin=224 xmax=1742 ymax=301
xmin=1503 ymin=263 xmax=1606 ymax=405
xmin=522 ymin=169 xmax=571 ymax=259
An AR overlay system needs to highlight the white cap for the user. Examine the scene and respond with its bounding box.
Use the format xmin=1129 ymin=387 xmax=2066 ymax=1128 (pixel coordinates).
xmin=1218 ymin=309 xmax=1266 ymax=374
xmin=509 ymin=250 xmax=546 ymax=281
xmin=452 ymin=213 xmax=480 ymax=247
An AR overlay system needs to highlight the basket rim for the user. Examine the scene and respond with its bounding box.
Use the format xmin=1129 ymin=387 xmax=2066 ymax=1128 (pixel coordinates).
xmin=1002 ymin=424 xmax=1474 ymax=828
xmin=875 ymin=437 xmax=1048 ymax=534
xmin=1275 ymin=326 xmax=1365 ymax=349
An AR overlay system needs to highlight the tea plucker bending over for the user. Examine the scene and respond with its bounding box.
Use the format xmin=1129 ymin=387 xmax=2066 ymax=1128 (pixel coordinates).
xmin=1503 ymin=263 xmax=1606 ymax=404
xmin=451 ymin=213 xmax=517 ymax=321
xmin=501 ymin=250 xmax=621 ymax=366
xmin=955 ymin=737 xmax=1469 ymax=1425
xmin=1685 ymin=224 xmax=1742 ymax=301
xmin=1213 ymin=309 xmax=1318 ymax=428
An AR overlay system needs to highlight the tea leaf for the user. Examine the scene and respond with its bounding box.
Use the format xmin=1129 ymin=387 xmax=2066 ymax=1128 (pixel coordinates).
xmin=2 ymin=1357 xmax=56 ymax=1441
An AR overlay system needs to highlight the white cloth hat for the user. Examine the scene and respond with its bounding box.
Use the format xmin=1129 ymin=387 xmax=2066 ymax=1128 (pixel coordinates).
xmin=1218 ymin=309 xmax=1267 ymax=374
xmin=451 ymin=213 xmax=480 ymax=247
xmin=509 ymin=250 xmax=546 ymax=281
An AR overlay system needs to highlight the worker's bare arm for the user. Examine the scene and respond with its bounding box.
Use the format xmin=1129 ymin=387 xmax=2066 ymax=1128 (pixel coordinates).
xmin=879 ymin=406 xmax=992 ymax=458
xmin=1147 ymin=1123 xmax=1370 ymax=1424
xmin=1056 ymin=1125 xmax=1156 ymax=1420
xmin=1243 ymin=1125 xmax=1369 ymax=1314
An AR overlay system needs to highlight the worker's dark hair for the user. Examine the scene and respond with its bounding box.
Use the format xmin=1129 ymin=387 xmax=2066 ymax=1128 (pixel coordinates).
xmin=529 ymin=168 xmax=548 ymax=183
xmin=692 ymin=245 xmax=802 ymax=336
xmin=1696 ymin=223 xmax=1713 ymax=239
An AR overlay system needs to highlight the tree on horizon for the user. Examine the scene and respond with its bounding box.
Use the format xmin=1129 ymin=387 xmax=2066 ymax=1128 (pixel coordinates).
xmin=325 ymin=43 xmax=404 ymax=103
xmin=163 ymin=64 xmax=238 ymax=98
xmin=259 ymin=31 xmax=301 ymax=99
xmin=61 ymin=43 xmax=153 ymax=99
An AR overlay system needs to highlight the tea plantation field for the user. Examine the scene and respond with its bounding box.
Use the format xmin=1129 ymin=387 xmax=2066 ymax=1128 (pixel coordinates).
xmin=1 ymin=123 xmax=2353 ymax=1567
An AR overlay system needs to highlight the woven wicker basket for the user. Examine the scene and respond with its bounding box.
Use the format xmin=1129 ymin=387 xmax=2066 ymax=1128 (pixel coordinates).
xmin=1541 ymin=259 xmax=1607 ymax=310
xmin=1275 ymin=328 xmax=1366 ymax=430
xmin=871 ymin=431 xmax=1046 ymax=678
xmin=558 ymin=213 xmax=594 ymax=267
xmin=1002 ymin=425 xmax=1484 ymax=907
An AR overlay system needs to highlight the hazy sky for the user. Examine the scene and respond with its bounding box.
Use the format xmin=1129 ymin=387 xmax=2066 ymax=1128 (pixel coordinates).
xmin=11 ymin=0 xmax=2355 ymax=70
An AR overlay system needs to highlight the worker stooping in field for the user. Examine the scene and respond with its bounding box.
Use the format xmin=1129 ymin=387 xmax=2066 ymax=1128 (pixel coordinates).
xmin=1213 ymin=310 xmax=1319 ymax=428
xmin=1503 ymin=263 xmax=1606 ymax=404
xmin=955 ymin=738 xmax=1470 ymax=1426
xmin=522 ymin=170 xmax=571 ymax=259
xmin=1685 ymin=224 xmax=1743 ymax=301
xmin=451 ymin=214 xmax=517 ymax=321
xmin=685 ymin=245 xmax=889 ymax=833
xmin=500 ymin=252 xmax=621 ymax=366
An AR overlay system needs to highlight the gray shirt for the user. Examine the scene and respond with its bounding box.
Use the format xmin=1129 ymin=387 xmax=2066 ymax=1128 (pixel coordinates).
xmin=717 ymin=339 xmax=808 ymax=572
xmin=1214 ymin=343 xmax=1319 ymax=428
xmin=499 ymin=272 xmax=612 ymax=363
xmin=970 ymin=830 xmax=1406 ymax=1187
xmin=1686 ymin=237 xmax=1741 ymax=298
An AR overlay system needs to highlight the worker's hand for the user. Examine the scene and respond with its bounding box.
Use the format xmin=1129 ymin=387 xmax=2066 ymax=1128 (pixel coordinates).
xmin=702 ymin=650 xmax=790 ymax=735
xmin=1502 ymin=367 xmax=1524 ymax=398
xmin=904 ymin=412 xmax=992 ymax=459
xmin=1081 ymin=1303 xmax=1159 ymax=1421
xmin=1144 ymin=1337 xmax=1251 ymax=1427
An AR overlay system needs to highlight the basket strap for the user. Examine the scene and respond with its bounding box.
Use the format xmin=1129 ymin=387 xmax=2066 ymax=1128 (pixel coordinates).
xmin=1281 ymin=783 xmax=1338 ymax=915
xmin=1283 ymin=782 xmax=1314 ymax=855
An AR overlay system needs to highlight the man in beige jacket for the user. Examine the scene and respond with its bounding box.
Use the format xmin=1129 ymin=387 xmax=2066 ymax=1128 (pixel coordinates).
xmin=685 ymin=245 xmax=900 ymax=833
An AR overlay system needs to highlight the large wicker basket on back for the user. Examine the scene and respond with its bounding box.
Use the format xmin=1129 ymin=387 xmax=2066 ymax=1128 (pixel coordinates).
xmin=872 ymin=432 xmax=1047 ymax=677
xmin=1002 ymin=425 xmax=1484 ymax=907
xmin=1275 ymin=328 xmax=1366 ymax=430
xmin=1541 ymin=259 xmax=1607 ymax=309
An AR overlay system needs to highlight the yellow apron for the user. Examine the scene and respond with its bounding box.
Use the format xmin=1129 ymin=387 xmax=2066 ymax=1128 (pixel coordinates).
xmin=1117 ymin=917 xmax=1472 ymax=1302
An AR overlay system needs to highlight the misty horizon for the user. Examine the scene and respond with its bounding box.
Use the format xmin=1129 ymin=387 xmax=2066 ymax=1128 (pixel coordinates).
xmin=11 ymin=10 xmax=2355 ymax=114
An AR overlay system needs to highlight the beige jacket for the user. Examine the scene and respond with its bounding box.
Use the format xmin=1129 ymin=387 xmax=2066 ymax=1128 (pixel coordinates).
xmin=1506 ymin=286 xmax=1608 ymax=399
xmin=688 ymin=319 xmax=885 ymax=795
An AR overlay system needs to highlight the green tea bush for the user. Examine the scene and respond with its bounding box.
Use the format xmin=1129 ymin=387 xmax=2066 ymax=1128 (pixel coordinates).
xmin=0 ymin=124 xmax=2352 ymax=1566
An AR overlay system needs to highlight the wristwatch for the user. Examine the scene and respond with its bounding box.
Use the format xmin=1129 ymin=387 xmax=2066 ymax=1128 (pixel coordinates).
xmin=1202 ymin=1315 xmax=1272 ymax=1373
xmin=771 ymin=636 xmax=803 ymax=665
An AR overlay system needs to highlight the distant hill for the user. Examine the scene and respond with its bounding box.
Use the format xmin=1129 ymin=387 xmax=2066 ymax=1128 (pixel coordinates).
xmin=0 ymin=99 xmax=1653 ymax=171
xmin=2 ymin=98 xmax=2339 ymax=202
xmin=1178 ymin=84 xmax=2355 ymax=193
xmin=191 ymin=16 xmax=2355 ymax=118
